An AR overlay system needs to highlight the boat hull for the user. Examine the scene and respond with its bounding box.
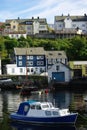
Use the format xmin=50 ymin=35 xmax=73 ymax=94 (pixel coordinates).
xmin=10 ymin=113 xmax=78 ymax=125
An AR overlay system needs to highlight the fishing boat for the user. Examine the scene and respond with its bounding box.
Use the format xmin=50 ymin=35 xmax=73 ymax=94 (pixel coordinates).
xmin=10 ymin=100 xmax=78 ymax=125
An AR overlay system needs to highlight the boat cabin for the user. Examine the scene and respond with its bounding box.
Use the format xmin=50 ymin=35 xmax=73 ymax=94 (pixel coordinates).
xmin=16 ymin=100 xmax=69 ymax=117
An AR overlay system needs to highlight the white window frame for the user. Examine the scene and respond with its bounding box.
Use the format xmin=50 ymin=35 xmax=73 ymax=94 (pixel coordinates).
xmin=19 ymin=61 xmax=22 ymax=66
xmin=37 ymin=56 xmax=44 ymax=59
xmin=27 ymin=56 xmax=33 ymax=60
xmin=27 ymin=61 xmax=33 ymax=66
xmin=20 ymin=68 xmax=23 ymax=73
xmin=37 ymin=61 xmax=44 ymax=65
xmin=18 ymin=55 xmax=22 ymax=60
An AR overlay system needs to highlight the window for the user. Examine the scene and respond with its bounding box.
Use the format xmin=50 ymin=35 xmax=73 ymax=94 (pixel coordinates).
xmin=42 ymin=105 xmax=49 ymax=108
xmin=35 ymin=67 xmax=38 ymax=71
xmin=27 ymin=26 xmax=31 ymax=30
xmin=36 ymin=105 xmax=41 ymax=110
xmin=16 ymin=34 xmax=18 ymax=38
xmin=56 ymin=65 xmax=59 ymax=71
xmin=53 ymin=111 xmax=58 ymax=115
xmin=19 ymin=61 xmax=22 ymax=66
xmin=27 ymin=56 xmax=33 ymax=59
xmin=74 ymin=65 xmax=82 ymax=69
xmin=18 ymin=56 xmax=22 ymax=60
xmin=67 ymin=17 xmax=69 ymax=20
xmin=13 ymin=25 xmax=15 ymax=28
xmin=48 ymin=59 xmax=53 ymax=64
xmin=58 ymin=53 xmax=62 ymax=55
xmin=12 ymin=68 xmax=15 ymax=73
xmin=20 ymin=68 xmax=23 ymax=73
xmin=37 ymin=61 xmax=40 ymax=65
xmin=27 ymin=56 xmax=29 ymax=60
xmin=59 ymin=24 xmax=62 ymax=27
xmin=24 ymin=105 xmax=29 ymax=112
xmin=37 ymin=56 xmax=44 ymax=59
xmin=45 ymin=111 xmax=51 ymax=116
xmin=29 ymin=56 xmax=33 ymax=59
xmin=31 ymin=68 xmax=33 ymax=72
xmin=27 ymin=61 xmax=33 ymax=66
xmin=82 ymin=24 xmax=85 ymax=27
xmin=40 ymin=68 xmax=44 ymax=73
xmin=40 ymin=61 xmax=44 ymax=65
xmin=72 ymin=24 xmax=76 ymax=27
xmin=31 ymin=105 xmax=35 ymax=109
xmin=37 ymin=61 xmax=44 ymax=65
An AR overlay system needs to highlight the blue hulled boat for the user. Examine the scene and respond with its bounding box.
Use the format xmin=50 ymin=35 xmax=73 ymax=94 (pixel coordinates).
xmin=10 ymin=100 xmax=78 ymax=125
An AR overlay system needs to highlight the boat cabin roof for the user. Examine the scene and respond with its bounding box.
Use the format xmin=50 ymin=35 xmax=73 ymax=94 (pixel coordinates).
xmin=18 ymin=100 xmax=54 ymax=111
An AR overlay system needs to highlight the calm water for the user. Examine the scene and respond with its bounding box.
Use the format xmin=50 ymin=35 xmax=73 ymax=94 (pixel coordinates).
xmin=0 ymin=89 xmax=87 ymax=130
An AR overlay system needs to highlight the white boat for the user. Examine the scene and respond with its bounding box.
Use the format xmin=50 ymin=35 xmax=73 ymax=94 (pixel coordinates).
xmin=10 ymin=100 xmax=78 ymax=125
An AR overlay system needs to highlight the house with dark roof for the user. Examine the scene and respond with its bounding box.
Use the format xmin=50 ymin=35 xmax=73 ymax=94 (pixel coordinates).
xmin=6 ymin=47 xmax=46 ymax=75
xmin=46 ymin=50 xmax=68 ymax=69
xmin=5 ymin=17 xmax=48 ymax=35
xmin=46 ymin=50 xmax=72 ymax=83
xmin=54 ymin=14 xmax=87 ymax=34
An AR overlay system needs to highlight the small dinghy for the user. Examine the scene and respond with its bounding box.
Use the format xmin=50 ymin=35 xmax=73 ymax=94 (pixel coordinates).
xmin=10 ymin=100 xmax=78 ymax=125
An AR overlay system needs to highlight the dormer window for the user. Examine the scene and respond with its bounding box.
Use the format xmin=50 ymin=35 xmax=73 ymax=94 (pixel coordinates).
xmin=58 ymin=53 xmax=62 ymax=55
xmin=49 ymin=53 xmax=53 ymax=55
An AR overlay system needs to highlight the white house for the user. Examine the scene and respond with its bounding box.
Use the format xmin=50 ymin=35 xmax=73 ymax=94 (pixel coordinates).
xmin=54 ymin=14 xmax=87 ymax=34
xmin=48 ymin=62 xmax=72 ymax=83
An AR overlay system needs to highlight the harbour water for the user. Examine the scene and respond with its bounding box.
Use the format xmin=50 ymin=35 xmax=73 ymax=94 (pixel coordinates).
xmin=0 ymin=89 xmax=87 ymax=130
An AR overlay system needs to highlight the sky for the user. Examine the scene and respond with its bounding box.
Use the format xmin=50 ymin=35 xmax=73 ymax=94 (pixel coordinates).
xmin=0 ymin=0 xmax=87 ymax=23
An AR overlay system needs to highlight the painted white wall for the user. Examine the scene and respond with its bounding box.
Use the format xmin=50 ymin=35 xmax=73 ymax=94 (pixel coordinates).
xmin=6 ymin=64 xmax=45 ymax=75
xmin=9 ymin=33 xmax=27 ymax=39
xmin=33 ymin=21 xmax=39 ymax=34
xmin=55 ymin=22 xmax=64 ymax=30
xmin=64 ymin=17 xmax=72 ymax=28
xmin=48 ymin=63 xmax=72 ymax=83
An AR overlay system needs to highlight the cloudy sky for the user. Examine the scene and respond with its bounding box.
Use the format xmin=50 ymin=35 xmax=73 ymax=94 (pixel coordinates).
xmin=0 ymin=0 xmax=87 ymax=23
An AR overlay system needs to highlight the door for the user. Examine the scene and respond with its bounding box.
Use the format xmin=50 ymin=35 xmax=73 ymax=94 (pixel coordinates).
xmin=52 ymin=72 xmax=65 ymax=82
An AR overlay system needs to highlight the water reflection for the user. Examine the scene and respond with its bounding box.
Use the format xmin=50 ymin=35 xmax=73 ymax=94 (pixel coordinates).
xmin=10 ymin=122 xmax=76 ymax=130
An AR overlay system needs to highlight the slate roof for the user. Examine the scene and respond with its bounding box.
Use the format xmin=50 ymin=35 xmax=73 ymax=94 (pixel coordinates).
xmin=55 ymin=15 xmax=87 ymax=22
xmin=14 ymin=47 xmax=67 ymax=59
xmin=46 ymin=51 xmax=67 ymax=59
xmin=5 ymin=18 xmax=47 ymax=25
xmin=14 ymin=47 xmax=45 ymax=55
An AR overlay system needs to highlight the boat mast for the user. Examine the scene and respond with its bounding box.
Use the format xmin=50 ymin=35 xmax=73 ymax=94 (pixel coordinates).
xmin=26 ymin=48 xmax=28 ymax=80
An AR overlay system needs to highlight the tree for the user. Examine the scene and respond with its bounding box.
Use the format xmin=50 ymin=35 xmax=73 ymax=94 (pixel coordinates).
xmin=67 ymin=36 xmax=87 ymax=60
